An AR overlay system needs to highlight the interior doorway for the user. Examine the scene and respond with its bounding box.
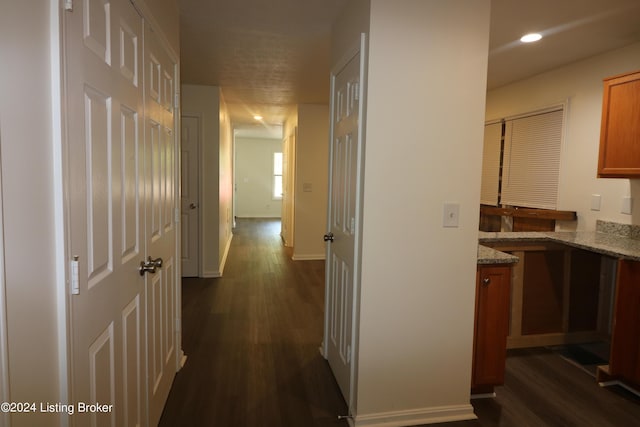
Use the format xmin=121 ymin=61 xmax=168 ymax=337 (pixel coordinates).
xmin=181 ymin=115 xmax=201 ymax=277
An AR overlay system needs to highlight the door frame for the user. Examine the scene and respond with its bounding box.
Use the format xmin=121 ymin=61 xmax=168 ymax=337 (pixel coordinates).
xmin=323 ymin=33 xmax=368 ymax=415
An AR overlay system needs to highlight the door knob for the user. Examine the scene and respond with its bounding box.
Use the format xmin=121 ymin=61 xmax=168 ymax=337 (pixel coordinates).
xmin=324 ymin=232 xmax=334 ymax=242
xmin=189 ymin=202 xmax=198 ymax=210
xmin=139 ymin=256 xmax=164 ymax=276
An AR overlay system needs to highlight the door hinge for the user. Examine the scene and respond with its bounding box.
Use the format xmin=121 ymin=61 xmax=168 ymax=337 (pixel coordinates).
xmin=64 ymin=0 xmax=73 ymax=11
xmin=175 ymin=207 xmax=181 ymax=224
xmin=175 ymin=317 xmax=181 ymax=333
xmin=174 ymin=93 xmax=180 ymax=110
xmin=71 ymin=256 xmax=80 ymax=295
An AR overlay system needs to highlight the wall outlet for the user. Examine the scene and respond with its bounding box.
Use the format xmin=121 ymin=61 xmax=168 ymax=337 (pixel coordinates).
xmin=443 ymin=203 xmax=460 ymax=228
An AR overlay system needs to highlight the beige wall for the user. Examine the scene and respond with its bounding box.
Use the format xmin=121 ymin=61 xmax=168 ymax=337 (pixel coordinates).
xmin=282 ymin=105 xmax=329 ymax=260
xmin=0 ymin=3 xmax=60 ymax=426
xmin=182 ymin=84 xmax=233 ymax=277
xmin=293 ymin=105 xmax=330 ymax=260
xmin=486 ymin=41 xmax=640 ymax=231
xmin=218 ymin=95 xmax=234 ymax=272
xmin=282 ymin=108 xmax=299 ymax=246
xmin=235 ymin=137 xmax=283 ymax=218
xmin=334 ymin=0 xmax=491 ymax=423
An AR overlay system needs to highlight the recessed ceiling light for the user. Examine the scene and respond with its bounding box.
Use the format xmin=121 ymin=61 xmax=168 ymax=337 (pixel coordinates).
xmin=253 ymin=115 xmax=263 ymax=121
xmin=520 ymin=33 xmax=542 ymax=43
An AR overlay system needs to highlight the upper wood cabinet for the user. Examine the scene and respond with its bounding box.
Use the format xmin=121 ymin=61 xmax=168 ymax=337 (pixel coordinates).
xmin=598 ymin=70 xmax=640 ymax=178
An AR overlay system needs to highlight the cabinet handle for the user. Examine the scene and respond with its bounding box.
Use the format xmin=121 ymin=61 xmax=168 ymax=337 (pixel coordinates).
xmin=482 ymin=277 xmax=491 ymax=285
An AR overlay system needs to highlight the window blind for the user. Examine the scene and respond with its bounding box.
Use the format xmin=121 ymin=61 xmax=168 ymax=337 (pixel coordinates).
xmin=480 ymin=122 xmax=502 ymax=206
xmin=501 ymin=109 xmax=563 ymax=210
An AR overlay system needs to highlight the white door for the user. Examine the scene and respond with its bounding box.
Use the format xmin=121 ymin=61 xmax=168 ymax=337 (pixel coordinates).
xmin=324 ymin=44 xmax=364 ymax=410
xmin=143 ymin=23 xmax=179 ymax=427
xmin=180 ymin=116 xmax=200 ymax=277
xmin=65 ymin=1 xmax=146 ymax=426
xmin=64 ymin=2 xmax=178 ymax=426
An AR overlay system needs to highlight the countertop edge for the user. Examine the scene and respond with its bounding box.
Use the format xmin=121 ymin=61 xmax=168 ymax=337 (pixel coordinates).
xmin=478 ymin=230 xmax=640 ymax=262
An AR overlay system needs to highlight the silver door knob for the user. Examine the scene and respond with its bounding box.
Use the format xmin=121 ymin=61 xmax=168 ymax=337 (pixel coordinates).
xmin=189 ymin=202 xmax=198 ymax=210
xmin=324 ymin=232 xmax=334 ymax=242
xmin=139 ymin=256 xmax=164 ymax=276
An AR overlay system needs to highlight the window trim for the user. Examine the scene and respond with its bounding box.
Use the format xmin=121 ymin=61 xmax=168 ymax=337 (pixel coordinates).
xmin=273 ymin=151 xmax=283 ymax=200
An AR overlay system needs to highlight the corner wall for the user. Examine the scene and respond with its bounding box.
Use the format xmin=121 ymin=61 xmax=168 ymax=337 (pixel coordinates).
xmin=0 ymin=3 xmax=61 ymax=426
xmin=486 ymin=41 xmax=640 ymax=230
xmin=219 ymin=94 xmax=234 ymax=274
xmin=353 ymin=0 xmax=491 ymax=423
xmin=182 ymin=84 xmax=225 ymax=277
xmin=293 ymin=104 xmax=330 ymax=260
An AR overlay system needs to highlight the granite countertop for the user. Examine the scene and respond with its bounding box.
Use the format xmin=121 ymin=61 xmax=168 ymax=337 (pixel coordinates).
xmin=477 ymin=244 xmax=519 ymax=265
xmin=478 ymin=220 xmax=640 ymax=262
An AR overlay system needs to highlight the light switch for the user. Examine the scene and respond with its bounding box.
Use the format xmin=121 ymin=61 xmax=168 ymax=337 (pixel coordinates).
xmin=591 ymin=194 xmax=601 ymax=211
xmin=622 ymin=196 xmax=633 ymax=215
xmin=443 ymin=203 xmax=460 ymax=228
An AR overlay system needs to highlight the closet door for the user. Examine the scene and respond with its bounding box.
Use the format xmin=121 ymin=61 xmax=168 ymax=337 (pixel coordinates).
xmin=65 ymin=1 xmax=146 ymax=425
xmin=143 ymin=22 xmax=178 ymax=427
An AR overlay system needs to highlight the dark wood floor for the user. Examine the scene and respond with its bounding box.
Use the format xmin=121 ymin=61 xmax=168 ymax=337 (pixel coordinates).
xmin=160 ymin=218 xmax=640 ymax=427
xmin=159 ymin=218 xmax=349 ymax=427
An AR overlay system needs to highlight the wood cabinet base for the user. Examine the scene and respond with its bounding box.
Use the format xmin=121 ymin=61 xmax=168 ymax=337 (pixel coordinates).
xmin=472 ymin=265 xmax=512 ymax=393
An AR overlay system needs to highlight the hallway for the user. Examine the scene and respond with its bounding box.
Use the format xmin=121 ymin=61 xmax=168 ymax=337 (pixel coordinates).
xmin=159 ymin=218 xmax=349 ymax=426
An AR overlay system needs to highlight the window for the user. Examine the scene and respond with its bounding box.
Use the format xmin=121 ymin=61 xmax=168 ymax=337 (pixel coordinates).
xmin=481 ymin=106 xmax=564 ymax=210
xmin=273 ymin=152 xmax=283 ymax=200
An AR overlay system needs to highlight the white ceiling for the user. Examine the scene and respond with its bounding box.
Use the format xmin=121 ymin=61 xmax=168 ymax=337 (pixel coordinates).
xmin=179 ymin=0 xmax=640 ymax=134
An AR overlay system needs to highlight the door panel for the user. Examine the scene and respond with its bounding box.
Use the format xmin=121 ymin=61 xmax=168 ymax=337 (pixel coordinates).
xmin=325 ymin=49 xmax=362 ymax=407
xmin=65 ymin=1 xmax=145 ymax=426
xmin=144 ymin=23 xmax=178 ymax=427
xmin=65 ymin=2 xmax=178 ymax=426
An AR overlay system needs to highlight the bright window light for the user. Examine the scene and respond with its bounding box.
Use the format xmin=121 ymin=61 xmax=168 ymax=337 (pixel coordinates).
xmin=273 ymin=152 xmax=283 ymax=199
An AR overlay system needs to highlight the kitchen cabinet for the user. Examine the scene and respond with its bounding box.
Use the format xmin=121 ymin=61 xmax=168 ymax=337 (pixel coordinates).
xmin=472 ymin=265 xmax=511 ymax=395
xmin=598 ymin=70 xmax=640 ymax=177
xmin=607 ymin=259 xmax=640 ymax=388
xmin=481 ymin=241 xmax=608 ymax=349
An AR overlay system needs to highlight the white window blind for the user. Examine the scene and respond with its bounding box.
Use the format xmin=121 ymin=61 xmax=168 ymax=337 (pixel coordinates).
xmin=480 ymin=122 xmax=502 ymax=206
xmin=501 ymin=109 xmax=563 ymax=210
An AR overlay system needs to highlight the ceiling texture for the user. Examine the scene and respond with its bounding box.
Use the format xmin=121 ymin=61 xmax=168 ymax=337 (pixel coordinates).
xmin=178 ymin=0 xmax=640 ymax=134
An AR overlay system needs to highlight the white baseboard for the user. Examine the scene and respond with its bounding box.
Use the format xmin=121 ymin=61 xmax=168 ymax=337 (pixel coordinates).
xmin=235 ymin=215 xmax=281 ymax=219
xmin=219 ymin=233 xmax=233 ymax=275
xmin=201 ymin=233 xmax=233 ymax=278
xmin=201 ymin=271 xmax=222 ymax=278
xmin=291 ymin=253 xmax=326 ymax=261
xmin=352 ymin=404 xmax=476 ymax=427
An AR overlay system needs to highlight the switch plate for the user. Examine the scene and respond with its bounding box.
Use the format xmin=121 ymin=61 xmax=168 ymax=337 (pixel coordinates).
xmin=443 ymin=203 xmax=460 ymax=228
xmin=622 ymin=196 xmax=633 ymax=215
xmin=591 ymin=194 xmax=601 ymax=211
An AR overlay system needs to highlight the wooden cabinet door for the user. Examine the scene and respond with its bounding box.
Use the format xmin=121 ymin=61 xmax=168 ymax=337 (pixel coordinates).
xmin=610 ymin=260 xmax=640 ymax=387
xmin=472 ymin=265 xmax=511 ymax=391
xmin=598 ymin=70 xmax=640 ymax=177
